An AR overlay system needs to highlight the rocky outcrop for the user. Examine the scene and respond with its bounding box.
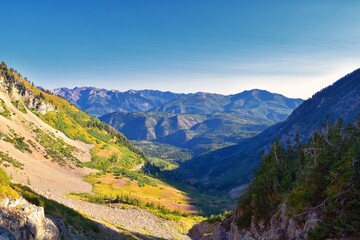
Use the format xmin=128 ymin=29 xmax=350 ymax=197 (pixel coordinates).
xmin=0 ymin=196 xmax=62 ymax=240
xmin=0 ymin=71 xmax=56 ymax=115
xmin=188 ymin=221 xmax=217 ymax=240
xmin=24 ymin=96 xmax=56 ymax=115
xmin=189 ymin=204 xmax=320 ymax=240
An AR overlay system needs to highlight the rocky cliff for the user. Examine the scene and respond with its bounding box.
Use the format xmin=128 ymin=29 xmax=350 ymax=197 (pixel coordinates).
xmin=0 ymin=70 xmax=56 ymax=115
xmin=189 ymin=204 xmax=319 ymax=240
xmin=0 ymin=195 xmax=62 ymax=240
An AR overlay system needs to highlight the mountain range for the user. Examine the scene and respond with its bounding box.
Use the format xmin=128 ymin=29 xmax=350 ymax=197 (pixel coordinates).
xmin=190 ymin=69 xmax=360 ymax=239
xmin=53 ymin=87 xmax=185 ymax=116
xmin=56 ymin=87 xmax=303 ymax=156
xmin=176 ymin=68 xmax=360 ymax=191
xmin=1 ymin=62 xmax=360 ymax=239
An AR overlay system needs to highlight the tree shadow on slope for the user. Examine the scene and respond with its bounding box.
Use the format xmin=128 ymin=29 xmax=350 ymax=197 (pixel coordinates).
xmin=145 ymin=162 xmax=235 ymax=217
xmin=12 ymin=184 xmax=168 ymax=240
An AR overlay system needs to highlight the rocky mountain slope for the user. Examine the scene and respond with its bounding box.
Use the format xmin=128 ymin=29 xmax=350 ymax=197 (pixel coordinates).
xmin=53 ymin=87 xmax=185 ymax=116
xmin=176 ymin=68 xmax=360 ymax=191
xmin=55 ymin=87 xmax=302 ymax=122
xmin=100 ymin=111 xmax=266 ymax=155
xmin=0 ymin=62 xmax=193 ymax=239
xmin=0 ymin=194 xmax=61 ymax=240
xmin=99 ymin=90 xmax=303 ymax=155
xmin=0 ymin=168 xmax=61 ymax=240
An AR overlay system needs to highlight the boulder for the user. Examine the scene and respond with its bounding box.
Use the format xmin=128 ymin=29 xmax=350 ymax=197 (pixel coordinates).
xmin=0 ymin=196 xmax=61 ymax=240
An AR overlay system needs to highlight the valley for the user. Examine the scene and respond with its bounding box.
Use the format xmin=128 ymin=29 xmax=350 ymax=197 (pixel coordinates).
xmin=57 ymin=87 xmax=303 ymax=158
xmin=0 ymin=62 xmax=359 ymax=239
xmin=0 ymin=63 xmax=204 ymax=239
xmin=1 ymin=1 xmax=359 ymax=239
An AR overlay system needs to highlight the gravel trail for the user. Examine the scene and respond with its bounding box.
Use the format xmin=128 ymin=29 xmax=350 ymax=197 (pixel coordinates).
xmin=37 ymin=190 xmax=191 ymax=239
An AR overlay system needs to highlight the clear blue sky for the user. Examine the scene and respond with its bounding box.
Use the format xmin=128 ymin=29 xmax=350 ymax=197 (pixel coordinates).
xmin=1 ymin=0 xmax=360 ymax=98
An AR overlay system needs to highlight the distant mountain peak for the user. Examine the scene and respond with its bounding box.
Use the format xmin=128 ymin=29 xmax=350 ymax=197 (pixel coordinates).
xmin=54 ymin=87 xmax=187 ymax=116
xmin=177 ymin=68 xmax=360 ymax=190
xmin=127 ymin=89 xmax=138 ymax=94
xmin=55 ymin=86 xmax=304 ymax=118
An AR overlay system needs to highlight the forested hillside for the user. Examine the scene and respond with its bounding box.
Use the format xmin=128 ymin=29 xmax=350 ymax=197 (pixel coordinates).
xmin=191 ymin=118 xmax=360 ymax=239
xmin=237 ymin=119 xmax=360 ymax=238
xmin=178 ymin=68 xmax=360 ymax=191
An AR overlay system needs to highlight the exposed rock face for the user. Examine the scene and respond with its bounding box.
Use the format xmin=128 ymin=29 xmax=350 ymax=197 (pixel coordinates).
xmin=25 ymin=96 xmax=56 ymax=115
xmin=188 ymin=221 xmax=217 ymax=240
xmin=0 ymin=196 xmax=61 ymax=240
xmin=189 ymin=204 xmax=319 ymax=240
xmin=0 ymin=73 xmax=56 ymax=115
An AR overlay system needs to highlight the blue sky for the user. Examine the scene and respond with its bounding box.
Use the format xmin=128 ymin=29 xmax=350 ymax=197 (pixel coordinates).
xmin=1 ymin=0 xmax=360 ymax=98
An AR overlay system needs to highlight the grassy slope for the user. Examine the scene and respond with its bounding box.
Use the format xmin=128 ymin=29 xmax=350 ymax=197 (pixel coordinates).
xmin=1 ymin=62 xmax=144 ymax=170
xmin=13 ymin=67 xmax=230 ymax=219
xmin=1 ymin=167 xmax=138 ymax=239
xmin=0 ymin=168 xmax=20 ymax=200
xmin=1 ymin=63 xmax=210 ymax=229
xmin=83 ymin=173 xmax=196 ymax=213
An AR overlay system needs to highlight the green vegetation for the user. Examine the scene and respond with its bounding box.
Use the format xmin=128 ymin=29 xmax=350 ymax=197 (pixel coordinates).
xmin=11 ymin=99 xmax=27 ymax=113
xmin=0 ymin=63 xmax=220 ymax=231
xmin=103 ymin=111 xmax=271 ymax=157
xmin=144 ymin=202 xmax=190 ymax=221
xmin=0 ymin=62 xmax=148 ymax=177
xmin=114 ymin=168 xmax=157 ymax=187
xmin=0 ymin=98 xmax=11 ymax=118
xmin=0 ymin=164 xmax=135 ymax=239
xmin=31 ymin=125 xmax=80 ymax=166
xmin=15 ymin=184 xmax=101 ymax=234
xmin=134 ymin=141 xmax=192 ymax=163
xmin=0 ymin=151 xmax=24 ymax=169
xmin=0 ymin=168 xmax=11 ymax=186
xmin=70 ymin=172 xmax=207 ymax=228
xmin=207 ymin=210 xmax=232 ymax=223
xmin=3 ymin=129 xmax=32 ymax=154
xmin=71 ymin=191 xmax=193 ymax=222
xmin=1 ymin=62 xmax=145 ymax=171
xmin=237 ymin=119 xmax=360 ymax=239
xmin=39 ymin=110 xmax=145 ymax=167
xmin=167 ymin=180 xmax=235 ymax=216
xmin=40 ymin=108 xmax=145 ymax=170
xmin=85 ymin=144 xmax=143 ymax=171
xmin=0 ymin=168 xmax=20 ymax=200
xmin=12 ymin=184 xmax=135 ymax=239
xmin=148 ymin=157 xmax=179 ymax=171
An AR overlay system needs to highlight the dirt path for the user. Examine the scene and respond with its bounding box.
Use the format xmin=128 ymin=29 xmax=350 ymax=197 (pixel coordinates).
xmin=36 ymin=189 xmax=191 ymax=239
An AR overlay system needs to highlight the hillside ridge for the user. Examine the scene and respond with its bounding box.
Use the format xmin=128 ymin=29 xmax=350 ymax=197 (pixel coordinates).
xmin=53 ymin=86 xmax=186 ymax=116
xmin=94 ymin=89 xmax=303 ymax=156
xmin=0 ymin=62 xmax=192 ymax=239
xmin=176 ymin=67 xmax=360 ymax=190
